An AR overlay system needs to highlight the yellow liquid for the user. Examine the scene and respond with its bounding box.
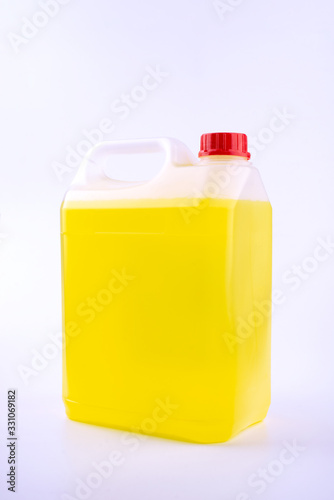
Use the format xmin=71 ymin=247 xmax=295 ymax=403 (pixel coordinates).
xmin=61 ymin=198 xmax=272 ymax=443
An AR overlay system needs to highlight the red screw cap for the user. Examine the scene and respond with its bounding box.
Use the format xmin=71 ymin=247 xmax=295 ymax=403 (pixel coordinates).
xmin=199 ymin=132 xmax=251 ymax=159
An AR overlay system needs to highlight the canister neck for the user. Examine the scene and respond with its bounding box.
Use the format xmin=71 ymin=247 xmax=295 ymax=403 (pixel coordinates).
xmin=198 ymin=155 xmax=249 ymax=164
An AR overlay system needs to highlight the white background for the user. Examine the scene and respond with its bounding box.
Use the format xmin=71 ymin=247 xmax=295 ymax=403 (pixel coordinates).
xmin=1 ymin=0 xmax=334 ymax=499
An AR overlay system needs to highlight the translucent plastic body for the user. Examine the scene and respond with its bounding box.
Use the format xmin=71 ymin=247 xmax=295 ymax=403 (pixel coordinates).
xmin=61 ymin=139 xmax=272 ymax=443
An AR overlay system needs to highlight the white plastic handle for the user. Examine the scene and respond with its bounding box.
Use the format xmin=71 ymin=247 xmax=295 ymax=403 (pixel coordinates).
xmin=72 ymin=137 xmax=196 ymax=188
